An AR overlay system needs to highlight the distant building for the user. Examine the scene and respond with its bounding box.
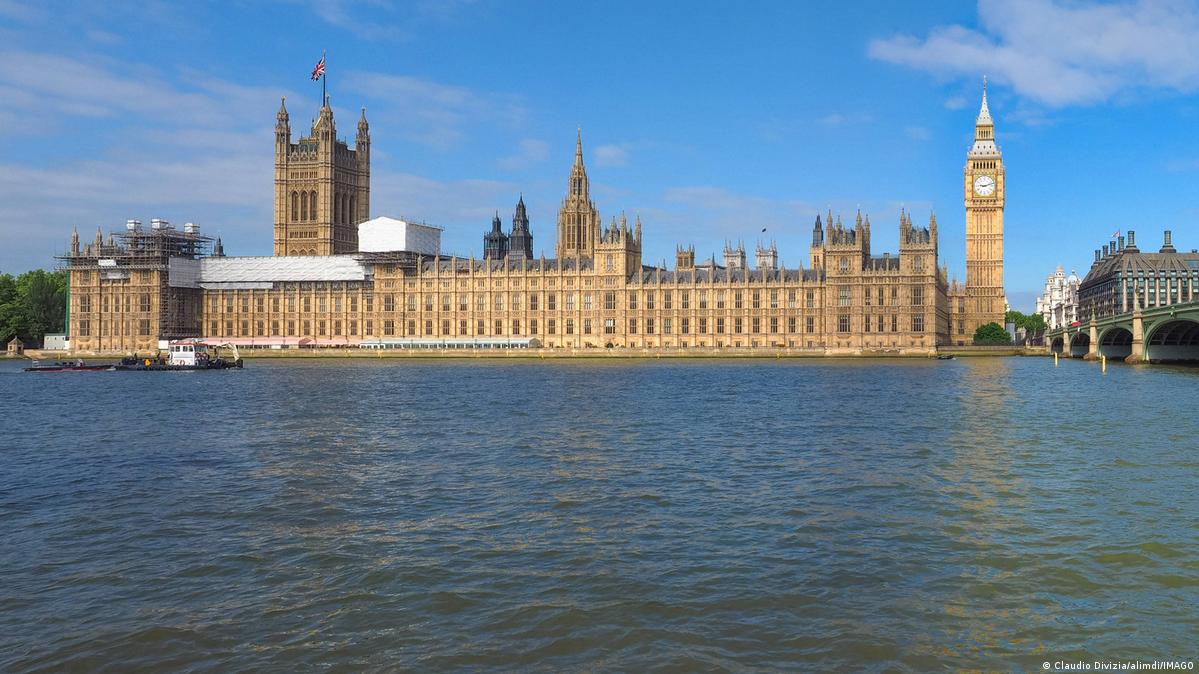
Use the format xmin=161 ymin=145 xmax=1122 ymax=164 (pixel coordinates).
xmin=62 ymin=85 xmax=1004 ymax=354
xmin=1079 ymin=229 xmax=1199 ymax=319
xmin=42 ymin=333 xmax=68 ymax=350
xmin=1036 ymin=265 xmax=1080 ymax=329
xmin=7 ymin=337 xmax=23 ymax=356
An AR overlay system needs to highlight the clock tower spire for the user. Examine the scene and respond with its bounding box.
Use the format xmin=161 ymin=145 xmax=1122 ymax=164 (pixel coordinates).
xmin=962 ymin=76 xmax=1006 ymax=335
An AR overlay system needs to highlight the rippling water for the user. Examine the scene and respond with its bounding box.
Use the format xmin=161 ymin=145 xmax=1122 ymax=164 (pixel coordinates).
xmin=1 ymin=356 xmax=1196 ymax=672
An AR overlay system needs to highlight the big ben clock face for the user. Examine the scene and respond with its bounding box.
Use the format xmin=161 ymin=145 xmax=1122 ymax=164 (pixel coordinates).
xmin=973 ymin=174 xmax=996 ymax=196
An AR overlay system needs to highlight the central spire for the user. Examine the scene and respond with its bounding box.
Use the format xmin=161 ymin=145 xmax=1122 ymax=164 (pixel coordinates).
xmin=976 ymin=75 xmax=993 ymax=126
xmin=556 ymin=128 xmax=599 ymax=259
xmin=568 ymin=127 xmax=588 ymax=197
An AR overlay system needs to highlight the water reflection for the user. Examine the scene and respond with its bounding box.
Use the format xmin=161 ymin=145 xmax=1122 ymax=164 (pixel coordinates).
xmin=0 ymin=357 xmax=1196 ymax=672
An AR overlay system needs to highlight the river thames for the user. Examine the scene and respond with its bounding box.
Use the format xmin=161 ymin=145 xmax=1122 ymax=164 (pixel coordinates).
xmin=1 ymin=356 xmax=1195 ymax=672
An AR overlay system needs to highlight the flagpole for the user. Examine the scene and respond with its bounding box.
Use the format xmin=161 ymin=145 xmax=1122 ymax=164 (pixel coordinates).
xmin=322 ymin=49 xmax=327 ymax=104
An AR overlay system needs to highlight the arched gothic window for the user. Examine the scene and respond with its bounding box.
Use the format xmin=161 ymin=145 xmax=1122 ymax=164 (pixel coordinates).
xmin=291 ymin=191 xmax=299 ymax=221
xmin=334 ymin=193 xmax=341 ymax=224
xmin=309 ymin=191 xmax=317 ymax=222
xmin=300 ymin=192 xmax=308 ymax=221
xmin=349 ymin=196 xmax=356 ymax=224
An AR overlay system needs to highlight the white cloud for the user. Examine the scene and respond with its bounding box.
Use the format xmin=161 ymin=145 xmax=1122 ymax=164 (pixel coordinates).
xmin=869 ymin=0 xmax=1199 ymax=106
xmin=0 ymin=0 xmax=43 ymax=22
xmin=371 ymin=172 xmax=519 ymax=257
xmin=85 ymin=28 xmax=122 ymax=45
xmin=0 ymin=47 xmax=288 ymax=270
xmin=943 ymin=96 xmax=969 ymax=110
xmin=906 ymin=126 xmax=931 ymax=141
xmin=341 ymin=71 xmax=526 ymax=149
xmin=816 ymin=112 xmax=872 ymax=126
xmin=305 ymin=0 xmax=410 ymax=41
xmin=0 ymin=49 xmax=290 ymax=131
xmin=497 ymin=138 xmax=549 ymax=171
xmin=594 ymin=144 xmax=630 ymax=167
xmin=660 ymin=186 xmax=817 ymax=243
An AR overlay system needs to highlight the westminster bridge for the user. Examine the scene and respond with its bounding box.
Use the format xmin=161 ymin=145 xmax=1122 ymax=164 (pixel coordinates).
xmin=1045 ymin=300 xmax=1199 ymax=363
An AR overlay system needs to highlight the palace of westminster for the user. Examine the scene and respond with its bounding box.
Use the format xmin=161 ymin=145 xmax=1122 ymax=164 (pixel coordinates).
xmin=61 ymin=85 xmax=1007 ymax=353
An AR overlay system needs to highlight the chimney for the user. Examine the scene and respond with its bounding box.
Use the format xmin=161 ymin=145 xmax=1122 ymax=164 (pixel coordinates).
xmin=1118 ymin=235 xmax=1125 ymax=251
xmin=1161 ymin=230 xmax=1176 ymax=253
xmin=1103 ymin=244 xmax=1110 ymax=258
xmin=1127 ymin=230 xmax=1137 ymax=250
xmin=1094 ymin=249 xmax=1101 ymax=263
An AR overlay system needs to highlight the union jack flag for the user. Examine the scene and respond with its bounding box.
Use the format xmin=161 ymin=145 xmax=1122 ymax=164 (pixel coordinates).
xmin=311 ymin=54 xmax=326 ymax=81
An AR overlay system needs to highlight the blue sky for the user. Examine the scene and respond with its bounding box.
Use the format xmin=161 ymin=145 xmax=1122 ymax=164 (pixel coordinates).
xmin=2 ymin=0 xmax=1199 ymax=310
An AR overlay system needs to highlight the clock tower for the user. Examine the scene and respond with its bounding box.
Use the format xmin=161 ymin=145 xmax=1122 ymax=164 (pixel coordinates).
xmin=963 ymin=78 xmax=1006 ymax=333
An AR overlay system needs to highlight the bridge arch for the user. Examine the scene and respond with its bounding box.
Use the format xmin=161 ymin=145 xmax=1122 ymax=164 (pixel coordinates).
xmin=1098 ymin=326 xmax=1133 ymax=360
xmin=1069 ymin=332 xmax=1090 ymax=358
xmin=1145 ymin=319 xmax=1199 ymax=363
xmin=1050 ymin=336 xmax=1064 ymax=354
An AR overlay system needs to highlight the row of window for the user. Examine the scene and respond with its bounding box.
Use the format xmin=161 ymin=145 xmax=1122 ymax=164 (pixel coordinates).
xmin=73 ymin=319 xmax=151 ymax=337
xmin=205 ymin=315 xmax=841 ymax=339
xmin=77 ymin=294 xmax=152 ymax=314
xmin=838 ymin=314 xmax=924 ymax=333
xmin=204 ymin=289 xmax=838 ymax=315
xmin=202 ymin=285 xmax=935 ymax=316
xmin=289 ymin=190 xmax=358 ymax=224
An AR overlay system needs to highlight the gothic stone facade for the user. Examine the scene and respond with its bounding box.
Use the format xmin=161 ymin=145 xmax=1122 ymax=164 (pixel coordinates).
xmin=65 ymin=90 xmax=1004 ymax=353
xmin=273 ymin=97 xmax=370 ymax=256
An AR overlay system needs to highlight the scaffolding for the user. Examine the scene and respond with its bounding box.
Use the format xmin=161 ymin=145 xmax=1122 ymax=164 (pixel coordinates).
xmin=57 ymin=219 xmax=215 ymax=342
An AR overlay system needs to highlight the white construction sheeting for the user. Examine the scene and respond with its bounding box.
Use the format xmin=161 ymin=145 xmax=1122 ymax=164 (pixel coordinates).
xmin=168 ymin=257 xmax=201 ymax=288
xmin=358 ymin=216 xmax=441 ymax=255
xmin=199 ymin=256 xmax=368 ymax=286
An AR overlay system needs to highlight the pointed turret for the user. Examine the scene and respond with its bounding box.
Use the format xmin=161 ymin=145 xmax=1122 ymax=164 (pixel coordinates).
xmin=356 ymin=107 xmax=370 ymax=153
xmin=483 ymin=210 xmax=509 ymax=260
xmin=811 ymin=214 xmax=824 ymax=248
xmin=213 ymin=237 xmax=225 ymax=257
xmin=94 ymin=227 xmax=103 ymax=249
xmin=276 ymin=97 xmax=290 ymax=140
xmin=70 ymin=228 xmax=79 ymax=255
xmin=509 ymin=195 xmax=533 ymax=261
xmin=313 ymin=95 xmax=335 ymax=136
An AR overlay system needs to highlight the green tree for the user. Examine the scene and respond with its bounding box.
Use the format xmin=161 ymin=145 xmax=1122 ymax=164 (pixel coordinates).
xmin=973 ymin=321 xmax=1012 ymax=345
xmin=1004 ymin=309 xmax=1047 ymax=333
xmin=0 ymin=269 xmax=68 ymax=347
xmin=1022 ymin=312 xmax=1047 ymax=332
